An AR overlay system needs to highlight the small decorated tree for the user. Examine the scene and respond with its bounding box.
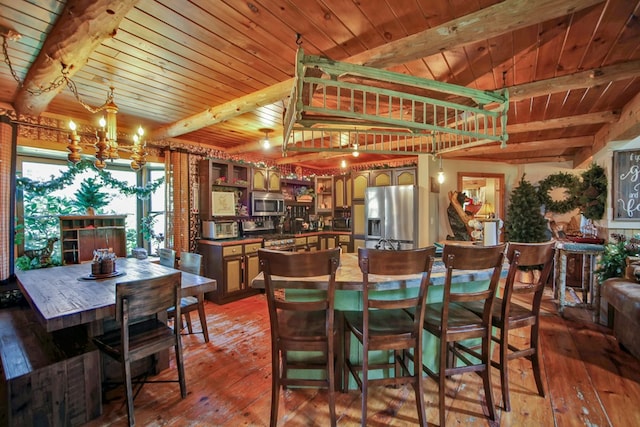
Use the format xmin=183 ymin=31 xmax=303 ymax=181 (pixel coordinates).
xmin=506 ymin=175 xmax=548 ymax=243
xmin=73 ymin=177 xmax=111 ymax=215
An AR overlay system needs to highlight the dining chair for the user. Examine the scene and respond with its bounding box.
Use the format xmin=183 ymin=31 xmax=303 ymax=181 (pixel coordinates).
xmin=258 ymin=247 xmax=341 ymax=427
xmin=461 ymin=241 xmax=555 ymax=411
xmin=168 ymin=251 xmax=209 ymax=342
xmin=343 ymin=246 xmax=436 ymax=427
xmin=158 ymin=247 xmax=176 ymax=269
xmin=421 ymin=243 xmax=506 ymax=427
xmin=92 ymin=271 xmax=186 ymax=427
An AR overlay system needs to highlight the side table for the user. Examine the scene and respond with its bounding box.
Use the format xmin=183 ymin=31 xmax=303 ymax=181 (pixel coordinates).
xmin=554 ymin=241 xmax=605 ymax=322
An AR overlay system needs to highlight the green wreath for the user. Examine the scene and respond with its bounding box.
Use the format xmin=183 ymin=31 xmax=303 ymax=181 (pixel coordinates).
xmin=537 ymin=172 xmax=580 ymax=214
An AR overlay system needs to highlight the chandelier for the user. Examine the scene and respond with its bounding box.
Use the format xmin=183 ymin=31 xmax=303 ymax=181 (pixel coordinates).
xmin=66 ymin=87 xmax=147 ymax=170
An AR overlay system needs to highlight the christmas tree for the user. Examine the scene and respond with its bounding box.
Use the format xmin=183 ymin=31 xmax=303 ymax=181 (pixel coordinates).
xmin=73 ymin=177 xmax=111 ymax=215
xmin=506 ymin=175 xmax=548 ymax=242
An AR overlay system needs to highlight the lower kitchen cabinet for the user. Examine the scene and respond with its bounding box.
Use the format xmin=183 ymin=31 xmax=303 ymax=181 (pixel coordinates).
xmin=198 ymin=240 xmax=261 ymax=304
xmin=337 ymin=234 xmax=352 ymax=253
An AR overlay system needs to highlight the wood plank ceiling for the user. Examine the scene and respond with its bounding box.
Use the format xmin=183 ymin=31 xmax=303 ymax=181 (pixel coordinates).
xmin=0 ymin=0 xmax=639 ymax=172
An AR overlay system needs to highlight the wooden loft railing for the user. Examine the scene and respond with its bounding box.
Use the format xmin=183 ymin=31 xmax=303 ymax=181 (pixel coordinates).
xmin=283 ymin=48 xmax=509 ymax=157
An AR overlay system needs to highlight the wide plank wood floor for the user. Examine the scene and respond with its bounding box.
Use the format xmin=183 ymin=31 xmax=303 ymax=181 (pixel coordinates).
xmin=85 ymin=287 xmax=640 ymax=426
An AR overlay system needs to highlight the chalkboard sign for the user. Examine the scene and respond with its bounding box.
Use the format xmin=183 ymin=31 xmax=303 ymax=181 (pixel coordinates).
xmin=613 ymin=149 xmax=640 ymax=220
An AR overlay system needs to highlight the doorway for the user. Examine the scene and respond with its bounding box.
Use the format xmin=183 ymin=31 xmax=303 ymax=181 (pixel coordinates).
xmin=457 ymin=172 xmax=505 ymax=220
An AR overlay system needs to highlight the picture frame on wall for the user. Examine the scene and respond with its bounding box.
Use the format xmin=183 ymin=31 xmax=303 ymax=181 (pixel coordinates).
xmin=613 ymin=149 xmax=640 ymax=221
xmin=430 ymin=177 xmax=440 ymax=193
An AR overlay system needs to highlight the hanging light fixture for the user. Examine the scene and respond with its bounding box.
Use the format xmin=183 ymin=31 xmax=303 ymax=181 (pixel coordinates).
xmin=340 ymin=159 xmax=347 ymax=168
xmin=130 ymin=126 xmax=147 ymax=170
xmin=352 ymin=143 xmax=360 ymax=157
xmin=259 ymin=128 xmax=273 ymax=150
xmin=437 ymin=156 xmax=445 ymax=184
xmin=65 ymin=87 xmax=147 ymax=171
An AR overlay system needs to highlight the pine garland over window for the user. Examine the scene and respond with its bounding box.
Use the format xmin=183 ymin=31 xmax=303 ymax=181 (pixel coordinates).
xmin=16 ymin=159 xmax=164 ymax=199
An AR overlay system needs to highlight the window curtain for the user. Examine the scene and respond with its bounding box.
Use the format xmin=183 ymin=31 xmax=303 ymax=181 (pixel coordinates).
xmin=164 ymin=149 xmax=191 ymax=254
xmin=0 ymin=115 xmax=17 ymax=283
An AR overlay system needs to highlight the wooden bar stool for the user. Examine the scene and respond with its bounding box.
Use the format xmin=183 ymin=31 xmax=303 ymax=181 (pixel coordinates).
xmin=421 ymin=243 xmax=506 ymax=426
xmin=343 ymin=246 xmax=436 ymax=427
xmin=462 ymin=241 xmax=555 ymax=411
xmin=258 ymin=248 xmax=341 ymax=427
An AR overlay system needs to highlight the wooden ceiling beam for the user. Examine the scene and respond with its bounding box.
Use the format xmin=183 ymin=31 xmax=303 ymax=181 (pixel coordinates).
xmin=509 ymin=59 xmax=640 ymax=102
xmin=12 ymin=0 xmax=140 ymax=116
xmin=152 ymin=0 xmax=604 ymax=143
xmin=444 ymin=136 xmax=593 ymax=157
xmin=507 ymin=111 xmax=619 ymax=133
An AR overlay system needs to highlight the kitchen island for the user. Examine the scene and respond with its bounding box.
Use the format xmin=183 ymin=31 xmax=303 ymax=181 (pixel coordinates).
xmin=252 ymin=251 xmax=506 ymax=390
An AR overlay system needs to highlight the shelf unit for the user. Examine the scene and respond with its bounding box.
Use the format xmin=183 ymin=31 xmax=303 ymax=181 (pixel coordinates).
xmin=315 ymin=176 xmax=333 ymax=214
xmin=59 ymin=215 xmax=127 ymax=264
xmin=199 ymin=159 xmax=250 ymax=219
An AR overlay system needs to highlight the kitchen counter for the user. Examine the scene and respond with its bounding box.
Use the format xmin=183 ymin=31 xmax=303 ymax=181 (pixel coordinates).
xmin=197 ymin=230 xmax=351 ymax=246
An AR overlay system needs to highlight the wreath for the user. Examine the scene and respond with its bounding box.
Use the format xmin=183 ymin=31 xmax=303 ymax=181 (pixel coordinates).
xmin=537 ymin=172 xmax=580 ymax=213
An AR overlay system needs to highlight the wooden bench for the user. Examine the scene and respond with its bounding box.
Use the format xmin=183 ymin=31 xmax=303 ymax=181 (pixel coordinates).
xmin=0 ymin=306 xmax=101 ymax=426
xmin=601 ymin=278 xmax=640 ymax=360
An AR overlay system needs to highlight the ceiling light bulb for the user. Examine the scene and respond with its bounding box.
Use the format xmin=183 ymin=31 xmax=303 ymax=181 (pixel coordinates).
xmin=437 ymin=170 xmax=445 ymax=184
xmin=262 ymin=137 xmax=270 ymax=149
xmin=352 ymin=143 xmax=359 ymax=157
xmin=341 ymin=159 xmax=346 ymax=168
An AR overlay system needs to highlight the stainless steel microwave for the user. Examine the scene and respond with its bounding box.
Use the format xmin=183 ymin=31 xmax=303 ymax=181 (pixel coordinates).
xmin=251 ymin=191 xmax=286 ymax=216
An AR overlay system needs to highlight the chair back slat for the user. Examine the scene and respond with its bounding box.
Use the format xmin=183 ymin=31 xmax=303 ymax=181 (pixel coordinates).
xmin=116 ymin=272 xmax=182 ymax=322
xmin=503 ymin=241 xmax=556 ymax=316
xmin=179 ymin=251 xmax=202 ymax=275
xmin=158 ymin=248 xmax=176 ymax=269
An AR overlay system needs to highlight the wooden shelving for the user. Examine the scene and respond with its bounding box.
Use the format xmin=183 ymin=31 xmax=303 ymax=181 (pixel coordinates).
xmin=59 ymin=215 xmax=127 ymax=264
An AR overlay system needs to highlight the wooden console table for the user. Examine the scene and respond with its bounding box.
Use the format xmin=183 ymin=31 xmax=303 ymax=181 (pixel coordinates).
xmin=554 ymin=241 xmax=605 ymax=321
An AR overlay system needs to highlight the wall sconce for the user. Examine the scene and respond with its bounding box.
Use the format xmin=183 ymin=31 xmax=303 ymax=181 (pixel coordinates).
xmin=259 ymin=128 xmax=273 ymax=150
xmin=437 ymin=157 xmax=445 ymax=184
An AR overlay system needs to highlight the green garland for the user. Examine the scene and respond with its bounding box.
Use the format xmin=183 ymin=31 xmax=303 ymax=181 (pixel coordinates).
xmin=537 ymin=172 xmax=580 ymax=214
xmin=16 ymin=159 xmax=164 ymax=200
xmin=578 ymin=163 xmax=607 ymax=220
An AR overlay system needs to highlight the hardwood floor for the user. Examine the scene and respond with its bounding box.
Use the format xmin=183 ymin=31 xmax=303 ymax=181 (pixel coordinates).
xmin=85 ymin=287 xmax=640 ymax=426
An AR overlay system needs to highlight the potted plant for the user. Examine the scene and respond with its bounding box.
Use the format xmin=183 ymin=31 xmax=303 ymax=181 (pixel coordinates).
xmin=73 ymin=177 xmax=111 ymax=215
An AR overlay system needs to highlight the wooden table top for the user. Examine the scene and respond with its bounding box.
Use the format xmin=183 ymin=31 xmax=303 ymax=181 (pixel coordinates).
xmin=251 ymin=252 xmax=503 ymax=291
xmin=15 ymin=257 xmax=217 ymax=332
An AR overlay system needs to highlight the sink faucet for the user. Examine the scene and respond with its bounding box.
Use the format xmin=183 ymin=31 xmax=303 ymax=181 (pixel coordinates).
xmin=374 ymin=238 xmax=400 ymax=250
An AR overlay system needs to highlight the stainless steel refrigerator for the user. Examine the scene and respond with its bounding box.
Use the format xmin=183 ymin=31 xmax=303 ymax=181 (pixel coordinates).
xmin=365 ymin=185 xmax=417 ymax=250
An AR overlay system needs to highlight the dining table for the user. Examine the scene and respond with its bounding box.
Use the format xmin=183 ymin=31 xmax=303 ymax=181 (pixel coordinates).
xmin=251 ymin=251 xmax=507 ymax=390
xmin=16 ymin=256 xmax=217 ymax=333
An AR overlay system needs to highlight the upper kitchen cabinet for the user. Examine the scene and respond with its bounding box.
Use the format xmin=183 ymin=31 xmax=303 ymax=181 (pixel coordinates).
xmin=334 ymin=173 xmax=352 ymax=208
xmin=370 ymin=170 xmax=392 ymax=187
xmin=352 ymin=171 xmax=369 ymax=200
xmin=394 ymin=167 xmax=416 ymax=185
xmin=199 ymin=159 xmax=249 ymax=218
xmin=315 ymin=176 xmax=333 ymax=214
xmin=252 ymin=168 xmax=281 ymax=192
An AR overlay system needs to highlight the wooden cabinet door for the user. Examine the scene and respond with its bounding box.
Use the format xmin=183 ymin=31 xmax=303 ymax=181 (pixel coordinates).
xmin=267 ymin=170 xmax=281 ymax=192
xmin=371 ymin=170 xmax=392 ymax=187
xmin=252 ymin=169 xmax=267 ymax=191
xmin=353 ymin=203 xmax=365 ymax=235
xmin=353 ymin=172 xmax=369 ymax=200
xmin=244 ymin=253 xmax=261 ymax=288
xmin=394 ymin=168 xmax=416 ymax=185
xmin=224 ymin=256 xmax=243 ymax=293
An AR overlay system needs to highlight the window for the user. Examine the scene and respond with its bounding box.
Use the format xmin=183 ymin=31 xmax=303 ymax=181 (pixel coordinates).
xmin=16 ymin=148 xmax=165 ymax=261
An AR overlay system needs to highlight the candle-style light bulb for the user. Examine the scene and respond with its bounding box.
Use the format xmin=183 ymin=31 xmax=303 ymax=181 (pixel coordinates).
xmin=99 ymin=117 xmax=106 ymax=129
xmin=69 ymin=120 xmax=77 ymax=132
xmin=137 ymin=126 xmax=144 ymax=137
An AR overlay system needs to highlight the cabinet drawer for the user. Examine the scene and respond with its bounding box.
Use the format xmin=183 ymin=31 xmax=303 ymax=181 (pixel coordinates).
xmin=307 ymin=236 xmax=318 ymax=244
xmin=295 ymin=237 xmax=307 ymax=245
xmin=223 ymin=245 xmax=243 ymax=257
xmin=244 ymin=243 xmax=262 ymax=254
xmin=338 ymin=235 xmax=351 ymax=243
